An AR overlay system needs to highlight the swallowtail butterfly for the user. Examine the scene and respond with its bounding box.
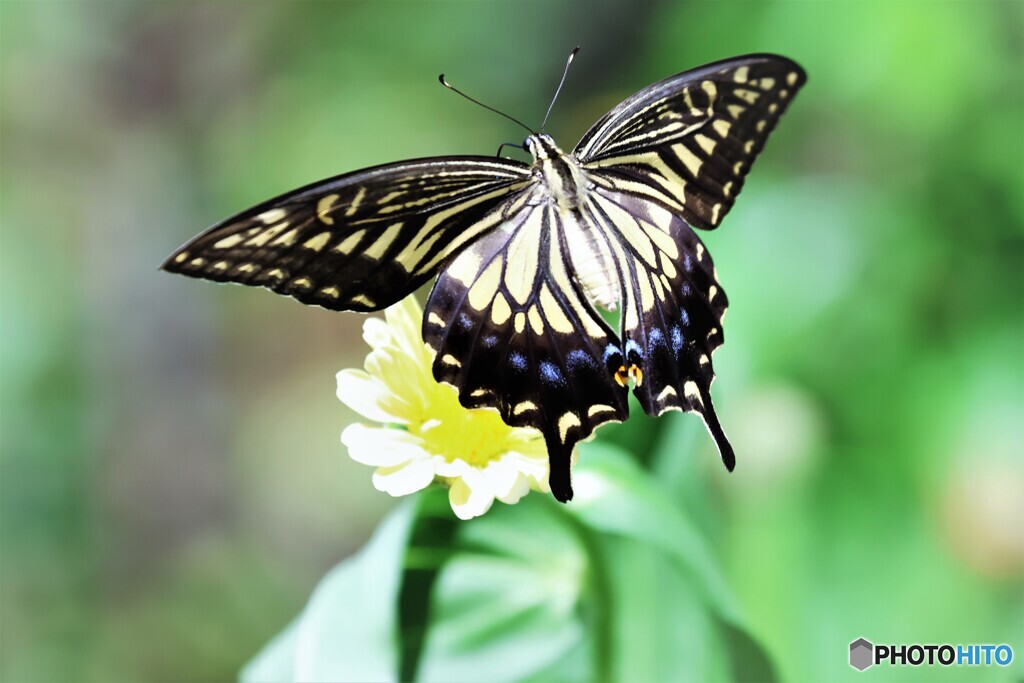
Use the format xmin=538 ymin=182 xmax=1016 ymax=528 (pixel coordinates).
xmin=163 ymin=52 xmax=806 ymax=502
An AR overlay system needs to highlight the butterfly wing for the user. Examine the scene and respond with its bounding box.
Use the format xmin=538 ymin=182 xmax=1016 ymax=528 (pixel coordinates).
xmin=162 ymin=157 xmax=532 ymax=311
xmin=424 ymin=191 xmax=630 ymax=502
xmin=571 ymin=54 xmax=806 ymax=468
xmin=583 ymin=186 xmax=733 ymax=468
xmin=576 ymin=53 xmax=806 ymax=230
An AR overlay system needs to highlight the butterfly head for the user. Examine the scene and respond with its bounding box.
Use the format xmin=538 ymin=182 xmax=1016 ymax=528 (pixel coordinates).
xmin=523 ymin=133 xmax=563 ymax=162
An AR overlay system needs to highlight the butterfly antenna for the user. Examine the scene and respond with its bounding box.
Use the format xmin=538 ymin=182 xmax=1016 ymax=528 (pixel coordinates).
xmin=439 ymin=74 xmax=533 ymax=134
xmin=540 ymin=46 xmax=579 ymax=132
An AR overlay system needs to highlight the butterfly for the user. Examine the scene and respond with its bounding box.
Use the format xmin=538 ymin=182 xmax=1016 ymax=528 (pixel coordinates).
xmin=162 ymin=51 xmax=806 ymax=503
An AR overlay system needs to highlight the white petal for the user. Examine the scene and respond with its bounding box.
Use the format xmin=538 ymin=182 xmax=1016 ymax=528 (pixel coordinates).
xmin=365 ymin=347 xmax=432 ymax=410
xmin=372 ymin=458 xmax=436 ymax=497
xmin=432 ymin=457 xmax=471 ymax=478
xmin=481 ymin=456 xmax=522 ymax=499
xmin=385 ymin=296 xmax=422 ymax=343
xmin=342 ymin=424 xmax=430 ymax=467
xmin=527 ymin=464 xmax=551 ymax=493
xmin=362 ymin=317 xmax=394 ymax=349
xmin=336 ymin=369 xmax=411 ymax=424
xmin=481 ymin=451 xmax=548 ymax=497
xmin=496 ymin=474 xmax=531 ymax=504
xmin=447 ymin=468 xmax=497 ymax=520
xmin=504 ymin=451 xmax=550 ymax=482
xmin=384 ymin=297 xmax=433 ymax=367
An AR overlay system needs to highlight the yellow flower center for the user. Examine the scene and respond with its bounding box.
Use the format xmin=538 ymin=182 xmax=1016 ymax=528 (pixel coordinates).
xmin=412 ymin=384 xmax=516 ymax=467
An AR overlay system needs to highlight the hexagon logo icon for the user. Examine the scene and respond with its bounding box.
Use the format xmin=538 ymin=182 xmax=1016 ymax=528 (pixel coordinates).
xmin=850 ymin=638 xmax=874 ymax=671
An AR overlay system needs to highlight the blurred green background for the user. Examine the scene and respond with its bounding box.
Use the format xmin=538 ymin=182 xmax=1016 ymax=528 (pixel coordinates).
xmin=2 ymin=1 xmax=1022 ymax=681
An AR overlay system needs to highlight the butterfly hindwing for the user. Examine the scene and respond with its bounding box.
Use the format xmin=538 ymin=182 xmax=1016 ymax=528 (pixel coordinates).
xmin=162 ymin=157 xmax=531 ymax=311
xmin=578 ymin=54 xmax=806 ymax=230
xmin=424 ymin=193 xmax=630 ymax=502
xmin=583 ymin=186 xmax=734 ymax=469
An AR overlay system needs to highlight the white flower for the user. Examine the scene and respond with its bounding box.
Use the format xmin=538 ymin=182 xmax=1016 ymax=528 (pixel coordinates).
xmin=337 ymin=296 xmax=549 ymax=519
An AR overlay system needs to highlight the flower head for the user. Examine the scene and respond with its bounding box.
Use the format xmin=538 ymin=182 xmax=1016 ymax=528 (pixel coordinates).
xmin=337 ymin=296 xmax=549 ymax=519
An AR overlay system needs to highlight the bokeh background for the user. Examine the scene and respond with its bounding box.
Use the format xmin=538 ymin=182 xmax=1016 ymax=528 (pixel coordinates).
xmin=2 ymin=1 xmax=1022 ymax=681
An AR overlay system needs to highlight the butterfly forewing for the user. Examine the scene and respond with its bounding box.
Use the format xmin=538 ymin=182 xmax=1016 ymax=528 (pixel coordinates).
xmin=162 ymin=157 xmax=531 ymax=311
xmin=423 ymin=193 xmax=630 ymax=502
xmin=578 ymin=54 xmax=806 ymax=230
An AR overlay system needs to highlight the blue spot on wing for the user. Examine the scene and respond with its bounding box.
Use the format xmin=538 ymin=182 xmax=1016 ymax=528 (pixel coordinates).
xmin=603 ymin=343 xmax=622 ymax=363
xmin=625 ymin=339 xmax=643 ymax=360
xmin=539 ymin=360 xmax=565 ymax=386
xmin=648 ymin=328 xmax=665 ymax=350
xmin=509 ymin=351 xmax=528 ymax=372
xmin=566 ymin=349 xmax=597 ymax=372
xmin=671 ymin=325 xmax=684 ymax=353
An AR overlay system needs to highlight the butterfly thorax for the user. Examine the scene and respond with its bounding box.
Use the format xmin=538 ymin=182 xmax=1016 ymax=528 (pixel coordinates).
xmin=525 ymin=134 xmax=588 ymax=211
xmin=524 ymin=134 xmax=621 ymax=311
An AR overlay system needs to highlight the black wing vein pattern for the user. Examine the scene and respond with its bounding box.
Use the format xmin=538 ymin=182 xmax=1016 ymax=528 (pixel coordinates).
xmin=424 ymin=193 xmax=630 ymax=502
xmin=578 ymin=54 xmax=807 ymax=230
xmin=582 ymin=187 xmax=734 ymax=469
xmin=162 ymin=157 xmax=532 ymax=312
xmin=430 ymin=53 xmax=803 ymax=499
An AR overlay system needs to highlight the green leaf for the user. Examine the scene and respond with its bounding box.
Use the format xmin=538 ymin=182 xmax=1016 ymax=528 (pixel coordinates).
xmin=570 ymin=441 xmax=778 ymax=683
xmin=416 ymin=497 xmax=590 ymax=682
xmin=716 ymin=617 xmax=779 ymax=683
xmin=240 ymin=498 xmax=418 ymax=683
xmin=397 ymin=487 xmax=460 ymax=682
xmin=243 ymin=445 xmax=775 ymax=683
xmin=600 ymin=536 xmax=730 ymax=682
xmin=238 ymin=621 xmax=300 ymax=683
xmin=571 ymin=441 xmax=743 ymax=622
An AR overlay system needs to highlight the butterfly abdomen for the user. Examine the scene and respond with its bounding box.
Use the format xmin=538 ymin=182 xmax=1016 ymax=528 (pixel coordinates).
xmin=560 ymin=210 xmax=621 ymax=311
